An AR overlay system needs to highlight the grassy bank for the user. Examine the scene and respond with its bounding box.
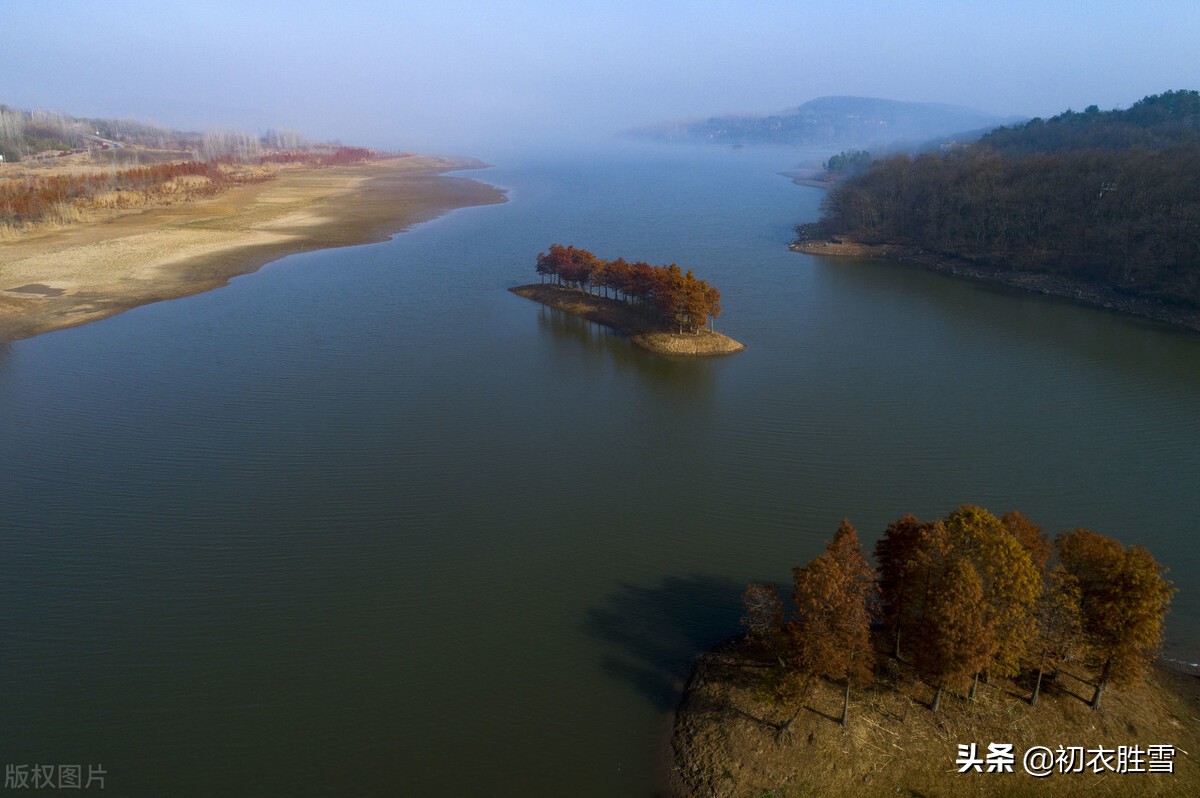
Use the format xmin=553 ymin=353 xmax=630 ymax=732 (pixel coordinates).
xmin=667 ymin=638 xmax=1200 ymax=797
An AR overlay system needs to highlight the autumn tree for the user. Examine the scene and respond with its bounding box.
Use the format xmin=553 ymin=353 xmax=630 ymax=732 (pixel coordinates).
xmin=1056 ymin=528 xmax=1175 ymax=709
xmin=912 ymin=555 xmax=997 ymax=712
xmin=740 ymin=583 xmax=786 ymax=664
xmin=874 ymin=514 xmax=933 ymax=659
xmin=1028 ymin=566 xmax=1083 ymax=705
xmin=530 ymin=246 xmax=723 ymax=332
xmin=790 ymin=520 xmax=876 ymax=726
xmin=1002 ymin=510 xmax=1052 ymax=572
xmin=943 ymin=504 xmax=1041 ymax=679
xmin=536 ymin=244 xmax=573 ymax=284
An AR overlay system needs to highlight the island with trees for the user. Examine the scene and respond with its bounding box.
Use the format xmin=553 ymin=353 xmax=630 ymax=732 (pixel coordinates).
xmin=791 ymin=91 xmax=1200 ymax=332
xmin=667 ymin=505 xmax=1197 ymax=797
xmin=510 ymin=244 xmax=745 ymax=356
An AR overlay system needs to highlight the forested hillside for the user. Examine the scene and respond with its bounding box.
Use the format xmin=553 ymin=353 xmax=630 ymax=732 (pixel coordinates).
xmin=799 ymin=91 xmax=1200 ymax=308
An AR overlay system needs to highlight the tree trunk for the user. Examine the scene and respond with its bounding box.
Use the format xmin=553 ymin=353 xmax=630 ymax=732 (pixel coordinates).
xmin=932 ymin=681 xmax=944 ymax=713
xmin=1090 ymin=658 xmax=1112 ymax=710
xmin=840 ymin=680 xmax=851 ymax=727
xmin=1031 ymin=649 xmax=1046 ymax=706
xmin=969 ymin=672 xmax=979 ymax=702
xmin=892 ymin=627 xmax=901 ymax=660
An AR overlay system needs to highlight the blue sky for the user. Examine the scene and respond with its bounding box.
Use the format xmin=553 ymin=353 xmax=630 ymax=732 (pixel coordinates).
xmin=3 ymin=1 xmax=1197 ymax=153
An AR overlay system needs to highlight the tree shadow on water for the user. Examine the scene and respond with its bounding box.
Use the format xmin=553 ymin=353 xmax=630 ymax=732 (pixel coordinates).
xmin=583 ymin=574 xmax=746 ymax=711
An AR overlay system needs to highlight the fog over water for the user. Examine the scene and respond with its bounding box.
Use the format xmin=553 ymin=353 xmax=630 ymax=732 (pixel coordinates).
xmin=4 ymin=1 xmax=1200 ymax=153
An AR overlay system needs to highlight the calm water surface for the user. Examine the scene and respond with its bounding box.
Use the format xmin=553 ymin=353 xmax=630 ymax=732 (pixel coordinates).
xmin=2 ymin=142 xmax=1198 ymax=796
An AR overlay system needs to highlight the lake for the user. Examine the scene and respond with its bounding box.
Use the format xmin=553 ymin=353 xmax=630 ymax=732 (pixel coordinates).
xmin=1 ymin=141 xmax=1197 ymax=796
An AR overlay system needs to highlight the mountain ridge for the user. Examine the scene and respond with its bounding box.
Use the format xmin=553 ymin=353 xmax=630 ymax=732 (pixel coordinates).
xmin=629 ymin=95 xmax=1025 ymax=149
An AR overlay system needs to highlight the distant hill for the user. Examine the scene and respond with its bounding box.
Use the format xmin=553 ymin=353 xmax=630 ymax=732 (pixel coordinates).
xmin=629 ymin=96 xmax=1024 ymax=149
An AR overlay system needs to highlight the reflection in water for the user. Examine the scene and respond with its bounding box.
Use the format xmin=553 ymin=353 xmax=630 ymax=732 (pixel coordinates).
xmin=537 ymin=302 xmax=626 ymax=352
xmin=0 ymin=143 xmax=1198 ymax=797
xmin=813 ymin=255 xmax=1200 ymax=383
xmin=534 ymin=304 xmax=720 ymax=398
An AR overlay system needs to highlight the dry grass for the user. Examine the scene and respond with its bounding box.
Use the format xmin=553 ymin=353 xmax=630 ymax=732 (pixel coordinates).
xmin=0 ymin=155 xmax=505 ymax=342
xmin=667 ymin=640 xmax=1200 ymax=797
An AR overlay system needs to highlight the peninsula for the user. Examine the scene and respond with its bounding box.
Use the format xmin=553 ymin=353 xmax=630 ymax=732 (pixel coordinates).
xmin=0 ymin=109 xmax=505 ymax=342
xmin=511 ymin=244 xmax=745 ymax=356
xmin=668 ymin=641 xmax=1199 ymax=798
xmin=667 ymin=506 xmax=1198 ymax=797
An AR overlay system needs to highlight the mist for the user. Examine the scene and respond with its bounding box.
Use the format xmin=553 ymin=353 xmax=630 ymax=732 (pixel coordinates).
xmin=4 ymin=0 xmax=1199 ymax=155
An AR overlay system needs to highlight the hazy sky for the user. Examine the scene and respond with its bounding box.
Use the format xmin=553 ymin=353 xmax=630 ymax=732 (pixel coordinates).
xmin=3 ymin=0 xmax=1197 ymax=153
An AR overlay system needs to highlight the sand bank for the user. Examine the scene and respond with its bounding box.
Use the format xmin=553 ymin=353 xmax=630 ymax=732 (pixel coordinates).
xmin=0 ymin=156 xmax=506 ymax=342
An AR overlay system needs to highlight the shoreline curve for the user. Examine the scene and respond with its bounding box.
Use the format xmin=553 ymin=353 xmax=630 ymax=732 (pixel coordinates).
xmin=791 ymin=238 xmax=1200 ymax=334
xmin=0 ymin=156 xmax=507 ymax=342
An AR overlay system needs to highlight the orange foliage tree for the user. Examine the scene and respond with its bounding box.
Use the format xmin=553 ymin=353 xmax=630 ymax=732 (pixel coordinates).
xmin=734 ymin=506 xmax=1172 ymax=728
xmin=790 ymin=520 xmax=876 ymax=726
xmin=532 ymin=244 xmax=722 ymax=333
xmin=874 ymin=514 xmax=933 ymax=660
xmin=1056 ymin=528 xmax=1175 ymax=709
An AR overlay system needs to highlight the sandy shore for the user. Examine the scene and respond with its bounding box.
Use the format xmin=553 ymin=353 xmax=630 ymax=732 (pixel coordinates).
xmin=0 ymin=155 xmax=506 ymax=342
xmin=510 ymin=283 xmax=746 ymax=356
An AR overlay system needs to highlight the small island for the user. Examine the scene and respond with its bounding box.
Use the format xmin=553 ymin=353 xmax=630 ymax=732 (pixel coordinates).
xmin=668 ymin=505 xmax=1198 ymax=797
xmin=511 ymin=245 xmax=745 ymax=357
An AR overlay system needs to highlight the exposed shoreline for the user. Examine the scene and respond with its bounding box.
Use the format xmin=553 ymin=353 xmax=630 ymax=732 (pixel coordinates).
xmin=791 ymin=238 xmax=1200 ymax=334
xmin=778 ymin=170 xmax=836 ymax=190
xmin=666 ymin=637 xmax=1200 ymax=798
xmin=0 ymin=155 xmax=506 ymax=342
xmin=509 ymin=283 xmax=746 ymax=356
